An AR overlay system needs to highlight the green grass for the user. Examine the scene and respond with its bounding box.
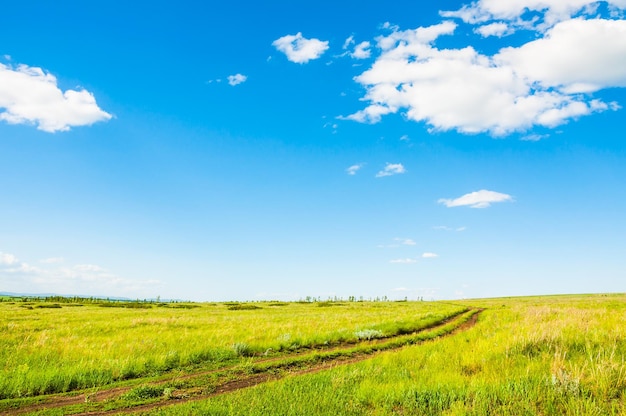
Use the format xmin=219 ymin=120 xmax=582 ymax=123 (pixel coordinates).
xmin=5 ymin=294 xmax=625 ymax=415
xmin=146 ymin=294 xmax=626 ymax=415
xmin=0 ymin=299 xmax=463 ymax=400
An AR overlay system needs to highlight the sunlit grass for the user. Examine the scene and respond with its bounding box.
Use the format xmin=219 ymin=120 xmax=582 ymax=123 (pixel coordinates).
xmin=148 ymin=294 xmax=626 ymax=415
xmin=0 ymin=299 xmax=464 ymax=399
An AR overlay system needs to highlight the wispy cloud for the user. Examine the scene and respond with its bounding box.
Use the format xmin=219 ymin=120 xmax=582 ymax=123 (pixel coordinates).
xmin=433 ymin=225 xmax=467 ymax=232
xmin=346 ymin=163 xmax=364 ymax=175
xmin=378 ymin=238 xmax=417 ymax=248
xmin=376 ymin=163 xmax=406 ymax=178
xmin=0 ymin=62 xmax=111 ymax=132
xmin=438 ymin=190 xmax=513 ymax=208
xmin=0 ymin=252 xmax=18 ymax=265
xmin=521 ymin=133 xmax=549 ymax=142
xmin=0 ymin=250 xmax=161 ymax=298
xmin=272 ymin=33 xmax=329 ymax=64
xmin=389 ymin=258 xmax=418 ymax=264
xmin=342 ymin=36 xmax=372 ymax=59
xmin=422 ymin=252 xmax=439 ymax=258
xmin=227 ymin=73 xmax=247 ymax=86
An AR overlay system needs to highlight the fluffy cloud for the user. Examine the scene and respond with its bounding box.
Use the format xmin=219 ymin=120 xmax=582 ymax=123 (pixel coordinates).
xmin=272 ymin=33 xmax=329 ymax=63
xmin=0 ymin=62 xmax=111 ymax=132
xmin=441 ymin=0 xmax=626 ymax=32
xmin=376 ymin=163 xmax=406 ymax=177
xmin=352 ymin=41 xmax=372 ymax=59
xmin=496 ymin=19 xmax=626 ymax=93
xmin=227 ymin=73 xmax=248 ymax=86
xmin=475 ymin=22 xmax=511 ymax=37
xmin=342 ymin=4 xmax=625 ymax=136
xmin=342 ymin=37 xmax=371 ymax=59
xmin=438 ymin=190 xmax=513 ymax=208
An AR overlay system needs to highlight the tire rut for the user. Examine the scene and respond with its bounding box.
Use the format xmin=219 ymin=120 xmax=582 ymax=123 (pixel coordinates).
xmin=5 ymin=308 xmax=482 ymax=416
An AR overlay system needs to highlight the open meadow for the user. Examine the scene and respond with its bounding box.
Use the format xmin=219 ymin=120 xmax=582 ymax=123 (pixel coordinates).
xmin=1 ymin=294 xmax=625 ymax=415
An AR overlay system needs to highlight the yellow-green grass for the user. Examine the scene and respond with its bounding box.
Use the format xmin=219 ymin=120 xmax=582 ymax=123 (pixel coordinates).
xmin=0 ymin=299 xmax=464 ymax=399
xmin=147 ymin=294 xmax=626 ymax=415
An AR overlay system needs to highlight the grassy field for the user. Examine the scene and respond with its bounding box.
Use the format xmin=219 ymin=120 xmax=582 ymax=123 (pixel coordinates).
xmin=0 ymin=298 xmax=465 ymax=401
xmin=2 ymin=294 xmax=625 ymax=415
xmin=152 ymin=294 xmax=626 ymax=416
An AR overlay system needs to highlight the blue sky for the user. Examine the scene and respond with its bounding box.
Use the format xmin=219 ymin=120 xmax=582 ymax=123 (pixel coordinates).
xmin=1 ymin=0 xmax=625 ymax=301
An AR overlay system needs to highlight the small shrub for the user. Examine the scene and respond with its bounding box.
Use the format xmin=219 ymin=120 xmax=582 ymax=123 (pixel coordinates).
xmin=550 ymin=369 xmax=580 ymax=396
xmin=227 ymin=304 xmax=261 ymax=310
xmin=354 ymin=329 xmax=384 ymax=341
xmin=316 ymin=302 xmax=345 ymax=307
xmin=123 ymin=385 xmax=163 ymax=401
xmin=163 ymin=387 xmax=173 ymax=399
xmin=124 ymin=302 xmax=153 ymax=309
xmin=232 ymin=342 xmax=253 ymax=357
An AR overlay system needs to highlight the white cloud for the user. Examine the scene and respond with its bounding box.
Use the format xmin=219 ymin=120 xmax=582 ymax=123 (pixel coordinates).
xmin=0 ymin=252 xmax=41 ymax=274
xmin=441 ymin=0 xmax=626 ymax=32
xmin=376 ymin=163 xmax=406 ymax=177
xmin=521 ymin=133 xmax=549 ymax=141
xmin=343 ymin=35 xmax=355 ymax=50
xmin=433 ymin=225 xmax=467 ymax=231
xmin=422 ymin=252 xmax=439 ymax=258
xmin=227 ymin=73 xmax=248 ymax=86
xmin=0 ymin=62 xmax=111 ymax=132
xmin=495 ymin=19 xmax=626 ymax=93
xmin=438 ymin=189 xmax=514 ymax=208
xmin=0 ymin=252 xmax=18 ymax=265
xmin=390 ymin=258 xmax=418 ymax=264
xmin=272 ymin=32 xmax=329 ymax=64
xmin=0 ymin=250 xmax=161 ymax=297
xmin=475 ymin=22 xmax=512 ymax=37
xmin=342 ymin=5 xmax=626 ymax=136
xmin=352 ymin=41 xmax=372 ymax=59
xmin=346 ymin=163 xmax=364 ymax=175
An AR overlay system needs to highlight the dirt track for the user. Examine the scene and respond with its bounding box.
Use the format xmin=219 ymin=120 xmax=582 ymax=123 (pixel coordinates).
xmin=4 ymin=309 xmax=482 ymax=416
